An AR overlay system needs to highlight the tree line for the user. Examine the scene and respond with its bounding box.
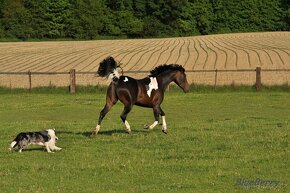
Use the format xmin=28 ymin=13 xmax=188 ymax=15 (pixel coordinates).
xmin=0 ymin=0 xmax=289 ymax=40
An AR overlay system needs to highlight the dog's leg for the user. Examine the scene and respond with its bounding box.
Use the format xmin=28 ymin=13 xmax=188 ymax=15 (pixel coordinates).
xmin=48 ymin=139 xmax=62 ymax=151
xmin=53 ymin=146 xmax=62 ymax=151
xmin=19 ymin=140 xmax=28 ymax=152
xmin=50 ymin=144 xmax=62 ymax=151
xmin=45 ymin=143 xmax=53 ymax=153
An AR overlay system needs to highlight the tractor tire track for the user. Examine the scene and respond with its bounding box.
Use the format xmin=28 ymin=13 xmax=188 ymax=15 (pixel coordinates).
xmin=135 ymin=39 xmax=170 ymax=71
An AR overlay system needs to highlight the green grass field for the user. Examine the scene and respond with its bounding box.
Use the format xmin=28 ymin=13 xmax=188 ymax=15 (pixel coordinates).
xmin=0 ymin=88 xmax=289 ymax=193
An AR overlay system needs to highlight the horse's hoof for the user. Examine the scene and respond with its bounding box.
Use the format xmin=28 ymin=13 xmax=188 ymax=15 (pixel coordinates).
xmin=162 ymin=130 xmax=168 ymax=134
xmin=90 ymin=131 xmax=98 ymax=137
xmin=143 ymin=124 xmax=149 ymax=129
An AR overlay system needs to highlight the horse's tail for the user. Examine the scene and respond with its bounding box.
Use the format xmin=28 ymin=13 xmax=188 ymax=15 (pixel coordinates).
xmin=97 ymin=56 xmax=120 ymax=81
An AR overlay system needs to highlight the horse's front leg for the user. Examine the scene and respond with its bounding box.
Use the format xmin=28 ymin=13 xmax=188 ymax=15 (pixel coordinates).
xmin=159 ymin=107 xmax=167 ymax=134
xmin=144 ymin=106 xmax=167 ymax=134
xmin=144 ymin=106 xmax=159 ymax=130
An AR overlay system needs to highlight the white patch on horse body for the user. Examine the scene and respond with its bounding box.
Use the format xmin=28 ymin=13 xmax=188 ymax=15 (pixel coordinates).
xmin=147 ymin=77 xmax=158 ymax=97
xmin=124 ymin=77 xmax=129 ymax=82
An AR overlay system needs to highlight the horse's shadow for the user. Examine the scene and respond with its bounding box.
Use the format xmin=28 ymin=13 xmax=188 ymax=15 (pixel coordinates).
xmin=57 ymin=128 xmax=148 ymax=138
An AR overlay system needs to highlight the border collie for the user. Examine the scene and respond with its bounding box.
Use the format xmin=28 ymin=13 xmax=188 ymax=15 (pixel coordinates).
xmin=9 ymin=128 xmax=62 ymax=153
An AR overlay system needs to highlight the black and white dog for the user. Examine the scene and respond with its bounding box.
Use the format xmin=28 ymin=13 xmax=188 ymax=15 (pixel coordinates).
xmin=9 ymin=128 xmax=62 ymax=153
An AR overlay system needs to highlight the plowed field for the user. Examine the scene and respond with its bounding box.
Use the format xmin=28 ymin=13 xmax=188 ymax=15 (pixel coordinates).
xmin=0 ymin=32 xmax=289 ymax=87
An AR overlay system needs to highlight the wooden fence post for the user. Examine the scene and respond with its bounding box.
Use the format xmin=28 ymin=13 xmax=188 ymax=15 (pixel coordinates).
xmin=255 ymin=67 xmax=261 ymax=91
xmin=28 ymin=71 xmax=32 ymax=92
xmin=214 ymin=69 xmax=218 ymax=89
xmin=70 ymin=69 xmax=76 ymax=93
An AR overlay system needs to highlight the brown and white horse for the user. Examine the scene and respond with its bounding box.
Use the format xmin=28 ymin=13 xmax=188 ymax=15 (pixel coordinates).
xmin=92 ymin=56 xmax=190 ymax=135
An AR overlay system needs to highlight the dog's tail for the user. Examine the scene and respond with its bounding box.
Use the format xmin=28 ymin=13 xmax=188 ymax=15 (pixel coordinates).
xmin=9 ymin=133 xmax=25 ymax=151
xmin=9 ymin=141 xmax=17 ymax=151
xmin=97 ymin=56 xmax=120 ymax=82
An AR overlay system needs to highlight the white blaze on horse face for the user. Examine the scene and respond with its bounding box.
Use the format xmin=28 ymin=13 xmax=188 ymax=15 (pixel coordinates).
xmin=124 ymin=77 xmax=128 ymax=82
xmin=147 ymin=77 xmax=158 ymax=97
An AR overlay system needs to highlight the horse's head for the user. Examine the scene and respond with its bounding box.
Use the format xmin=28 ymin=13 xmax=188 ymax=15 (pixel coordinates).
xmin=150 ymin=64 xmax=190 ymax=93
xmin=173 ymin=70 xmax=190 ymax=93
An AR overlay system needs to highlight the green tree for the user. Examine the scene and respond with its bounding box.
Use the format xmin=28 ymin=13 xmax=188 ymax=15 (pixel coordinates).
xmin=105 ymin=0 xmax=133 ymax=11
xmin=211 ymin=0 xmax=231 ymax=33
xmin=23 ymin=0 xmax=48 ymax=38
xmin=142 ymin=16 xmax=167 ymax=37
xmin=191 ymin=0 xmax=214 ymax=35
xmin=144 ymin=0 xmax=189 ymax=35
xmin=68 ymin=0 xmax=105 ymax=39
xmin=219 ymin=0 xmax=287 ymax=32
xmin=24 ymin=0 xmax=72 ymax=39
xmin=1 ymin=0 xmax=33 ymax=39
xmin=176 ymin=1 xmax=198 ymax=36
xmin=0 ymin=0 xmax=289 ymax=40
xmin=45 ymin=0 xmax=72 ymax=38
xmin=132 ymin=0 xmax=146 ymax=18
xmin=0 ymin=0 xmax=5 ymax=38
xmin=281 ymin=0 xmax=290 ymax=30
xmin=101 ymin=10 xmax=143 ymax=37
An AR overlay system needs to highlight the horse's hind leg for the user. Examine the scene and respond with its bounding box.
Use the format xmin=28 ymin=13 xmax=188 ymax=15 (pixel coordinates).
xmin=93 ymin=103 xmax=116 ymax=135
xmin=120 ymin=105 xmax=133 ymax=134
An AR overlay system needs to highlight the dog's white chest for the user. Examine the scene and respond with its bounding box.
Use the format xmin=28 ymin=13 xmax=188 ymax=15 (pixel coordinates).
xmin=147 ymin=77 xmax=158 ymax=97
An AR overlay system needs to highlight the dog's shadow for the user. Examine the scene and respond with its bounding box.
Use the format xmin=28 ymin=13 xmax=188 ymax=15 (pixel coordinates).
xmin=24 ymin=147 xmax=47 ymax=152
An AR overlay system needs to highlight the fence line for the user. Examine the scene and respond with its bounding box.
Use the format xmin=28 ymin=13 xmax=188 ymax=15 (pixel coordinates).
xmin=0 ymin=67 xmax=290 ymax=93
xmin=2 ymin=68 xmax=290 ymax=75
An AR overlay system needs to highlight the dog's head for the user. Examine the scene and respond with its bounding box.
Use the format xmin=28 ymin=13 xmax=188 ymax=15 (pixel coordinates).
xmin=47 ymin=128 xmax=58 ymax=141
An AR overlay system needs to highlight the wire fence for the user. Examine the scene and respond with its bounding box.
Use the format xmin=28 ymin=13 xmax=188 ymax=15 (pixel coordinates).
xmin=0 ymin=68 xmax=290 ymax=92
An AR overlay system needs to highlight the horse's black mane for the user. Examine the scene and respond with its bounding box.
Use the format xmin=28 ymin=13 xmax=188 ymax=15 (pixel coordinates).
xmin=149 ymin=64 xmax=185 ymax=77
